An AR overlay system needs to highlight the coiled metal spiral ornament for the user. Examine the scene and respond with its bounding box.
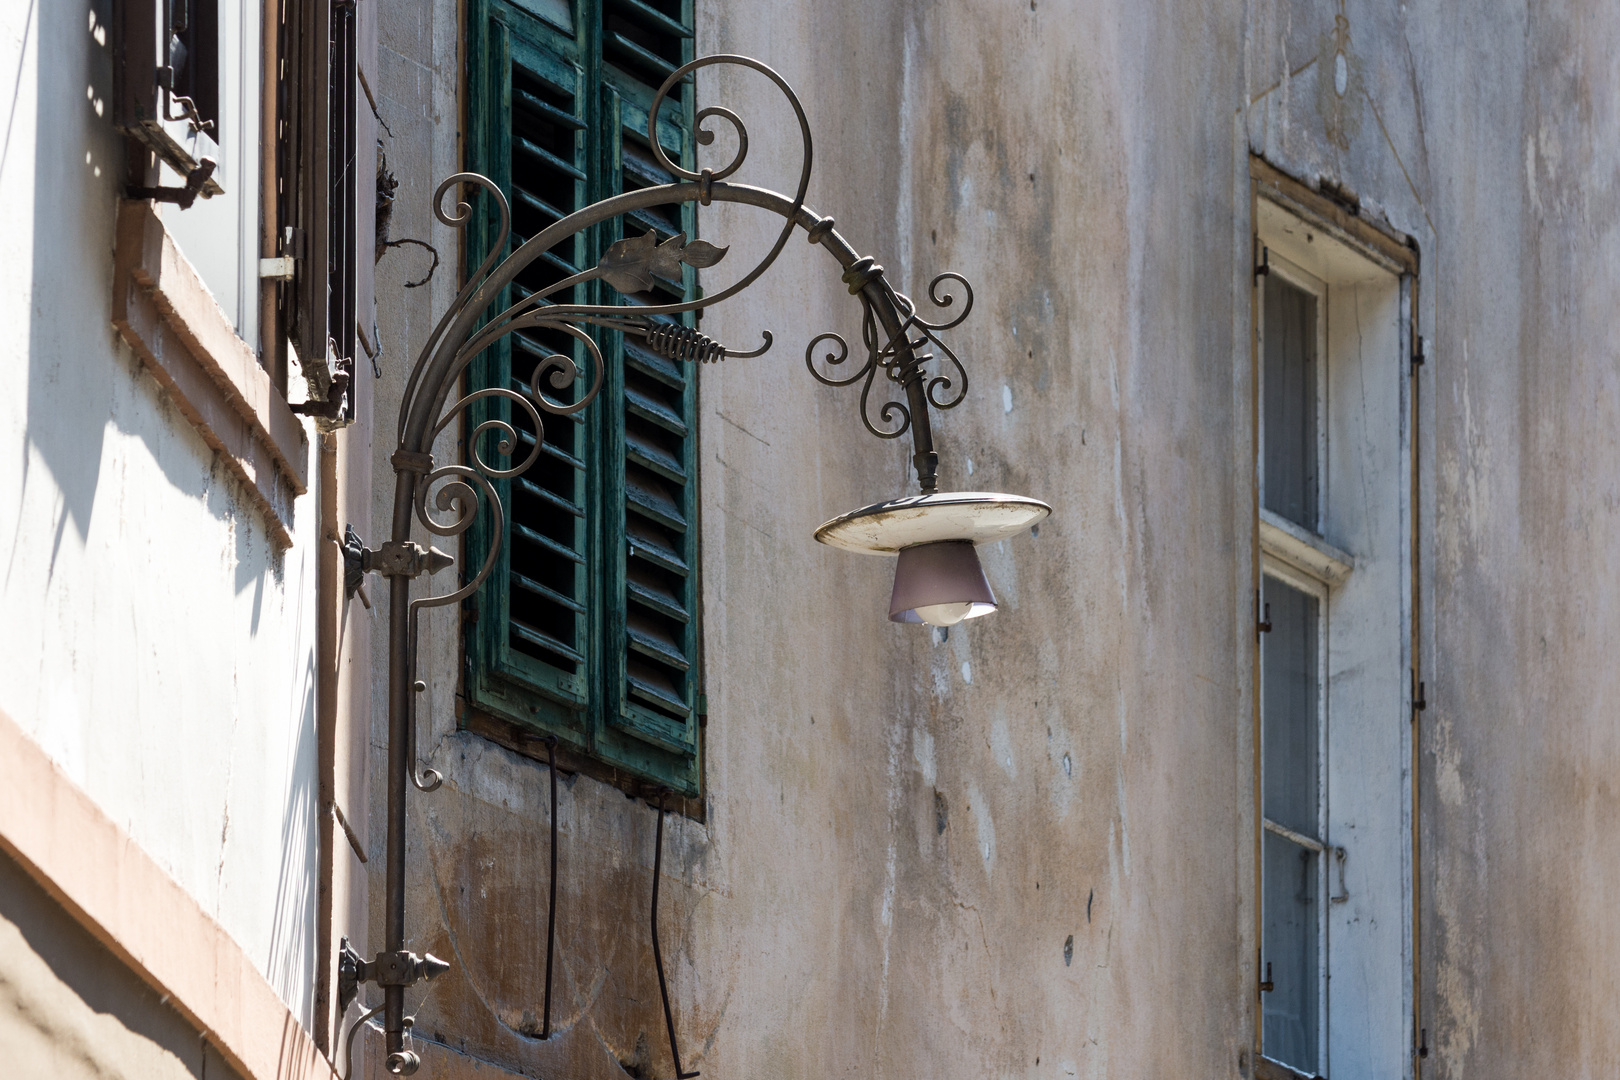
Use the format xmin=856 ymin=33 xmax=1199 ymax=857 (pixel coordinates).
xmin=645 ymin=323 xmax=727 ymax=364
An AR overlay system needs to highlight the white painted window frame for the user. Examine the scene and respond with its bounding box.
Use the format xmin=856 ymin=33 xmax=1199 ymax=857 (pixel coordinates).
xmin=1255 ymin=193 xmax=1416 ymax=1080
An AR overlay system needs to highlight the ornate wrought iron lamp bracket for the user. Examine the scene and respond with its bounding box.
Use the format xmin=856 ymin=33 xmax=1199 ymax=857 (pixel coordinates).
xmin=353 ymin=54 xmax=979 ymax=1074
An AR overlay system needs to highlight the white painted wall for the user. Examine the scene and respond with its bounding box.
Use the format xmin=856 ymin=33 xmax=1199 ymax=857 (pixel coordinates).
xmin=0 ymin=0 xmax=318 ymax=1022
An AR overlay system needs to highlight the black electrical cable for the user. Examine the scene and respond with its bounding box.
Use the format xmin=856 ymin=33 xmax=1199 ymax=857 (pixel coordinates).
xmin=651 ymin=791 xmax=699 ymax=1078
xmin=542 ymin=736 xmax=559 ymax=1039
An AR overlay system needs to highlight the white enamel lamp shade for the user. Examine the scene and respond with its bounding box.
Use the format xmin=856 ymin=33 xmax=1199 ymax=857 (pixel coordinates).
xmin=814 ymin=492 xmax=1052 ymax=626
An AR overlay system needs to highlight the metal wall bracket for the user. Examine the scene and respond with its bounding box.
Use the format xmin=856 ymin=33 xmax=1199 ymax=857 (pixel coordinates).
xmin=337 ymin=936 xmax=366 ymax=1013
xmin=338 ymin=937 xmax=449 ymax=1013
xmin=363 ymin=54 xmax=987 ymax=1066
xmin=372 ymin=950 xmax=451 ymax=986
xmin=363 ymin=540 xmax=454 ymax=579
xmin=342 ymin=526 xmax=367 ymax=599
xmin=128 ymin=157 xmax=218 ymax=210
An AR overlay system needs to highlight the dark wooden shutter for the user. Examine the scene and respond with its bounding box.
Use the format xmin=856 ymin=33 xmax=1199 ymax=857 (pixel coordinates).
xmin=600 ymin=78 xmax=700 ymax=769
xmin=468 ymin=23 xmax=594 ymax=733
xmin=466 ymin=0 xmax=700 ymax=794
xmin=281 ymin=0 xmax=359 ymax=424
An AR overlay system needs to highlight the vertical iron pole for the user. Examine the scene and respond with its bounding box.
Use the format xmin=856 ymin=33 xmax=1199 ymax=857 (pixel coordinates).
xmin=384 ymin=551 xmax=410 ymax=1055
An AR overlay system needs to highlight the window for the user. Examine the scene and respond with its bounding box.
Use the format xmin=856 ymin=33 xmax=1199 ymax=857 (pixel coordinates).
xmin=1253 ymin=175 xmax=1415 ymax=1079
xmin=113 ymin=0 xmax=367 ymax=421
xmin=1259 ymin=265 xmax=1332 ymax=1071
xmin=117 ymin=0 xmax=267 ymax=345
xmin=464 ymin=0 xmax=702 ymax=794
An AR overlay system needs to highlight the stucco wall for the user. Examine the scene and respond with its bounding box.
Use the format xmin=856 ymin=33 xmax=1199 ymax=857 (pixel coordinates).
xmin=371 ymin=0 xmax=1251 ymax=1076
xmin=365 ymin=1 xmax=1620 ymax=1078
xmin=1397 ymin=8 xmax=1620 ymax=1079
xmin=0 ymin=850 xmax=248 ymax=1080
xmin=0 ymin=0 xmax=320 ymax=1023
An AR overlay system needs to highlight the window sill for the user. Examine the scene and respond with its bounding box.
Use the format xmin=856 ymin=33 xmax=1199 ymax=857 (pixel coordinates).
xmin=1259 ymin=509 xmax=1354 ymax=587
xmin=1253 ymin=1054 xmax=1323 ymax=1080
xmin=462 ymin=707 xmax=706 ymax=822
xmin=111 ymin=199 xmax=308 ymax=547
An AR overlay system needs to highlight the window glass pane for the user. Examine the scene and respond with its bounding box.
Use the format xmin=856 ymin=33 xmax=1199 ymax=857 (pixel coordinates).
xmin=1263 ymin=274 xmax=1318 ymax=528
xmin=1262 ymin=576 xmax=1318 ymax=834
xmin=1263 ymin=830 xmax=1320 ymax=1073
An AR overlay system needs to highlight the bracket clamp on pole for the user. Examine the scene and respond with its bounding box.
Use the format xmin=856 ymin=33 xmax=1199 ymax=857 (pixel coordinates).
xmin=338 ymin=937 xmax=451 ymax=1013
xmin=390 ymin=450 xmax=436 ymax=474
xmin=362 ymin=540 xmax=455 ymax=579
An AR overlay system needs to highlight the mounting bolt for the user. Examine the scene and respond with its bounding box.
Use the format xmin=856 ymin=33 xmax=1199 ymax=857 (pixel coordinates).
xmin=337 ymin=937 xmax=367 ymax=1013
xmin=342 ymin=526 xmax=367 ymax=599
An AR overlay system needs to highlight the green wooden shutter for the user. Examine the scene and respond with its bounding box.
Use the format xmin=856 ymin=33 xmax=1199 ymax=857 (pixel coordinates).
xmin=465 ymin=0 xmax=701 ymax=794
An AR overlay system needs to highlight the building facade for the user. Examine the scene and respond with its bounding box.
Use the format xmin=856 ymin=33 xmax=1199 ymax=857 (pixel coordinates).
xmin=2 ymin=1 xmax=1617 ymax=1079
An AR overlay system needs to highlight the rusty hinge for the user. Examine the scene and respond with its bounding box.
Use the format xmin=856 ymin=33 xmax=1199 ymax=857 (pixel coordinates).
xmin=1257 ymin=593 xmax=1272 ymax=637
xmin=1417 ymin=1027 xmax=1429 ymax=1059
xmin=1412 ymin=671 xmax=1427 ymax=715
xmin=1259 ymin=960 xmax=1274 ymax=994
xmin=1412 ymin=335 xmax=1427 ymax=371
xmin=1254 ymin=238 xmax=1270 ymax=285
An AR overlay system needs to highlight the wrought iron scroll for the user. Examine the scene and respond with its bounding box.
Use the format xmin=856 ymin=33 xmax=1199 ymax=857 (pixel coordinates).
xmin=805 ymin=269 xmax=974 ymax=440
xmin=362 ymin=52 xmax=984 ymax=1075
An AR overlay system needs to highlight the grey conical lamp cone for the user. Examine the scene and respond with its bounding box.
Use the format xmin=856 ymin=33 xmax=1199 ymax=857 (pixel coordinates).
xmin=887 ymin=540 xmax=997 ymax=625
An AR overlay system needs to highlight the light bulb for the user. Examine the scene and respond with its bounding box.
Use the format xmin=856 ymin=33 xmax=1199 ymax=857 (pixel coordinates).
xmin=913 ymin=602 xmax=974 ymax=627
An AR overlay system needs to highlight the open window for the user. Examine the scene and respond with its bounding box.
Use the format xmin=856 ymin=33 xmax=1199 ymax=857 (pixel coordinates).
xmin=116 ymin=0 xmax=225 ymax=195
xmin=1252 ymin=168 xmax=1418 ymax=1080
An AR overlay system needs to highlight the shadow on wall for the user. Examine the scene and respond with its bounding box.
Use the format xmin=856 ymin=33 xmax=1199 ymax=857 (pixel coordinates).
xmin=263 ymin=656 xmax=320 ymax=1027
xmin=22 ymin=0 xmax=117 ymax=556
xmin=0 ymin=850 xmax=249 ymax=1080
xmin=20 ymin=0 xmax=244 ymax=573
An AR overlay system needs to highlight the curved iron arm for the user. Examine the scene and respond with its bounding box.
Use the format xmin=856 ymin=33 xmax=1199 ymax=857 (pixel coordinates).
xmin=347 ymin=54 xmax=979 ymax=1073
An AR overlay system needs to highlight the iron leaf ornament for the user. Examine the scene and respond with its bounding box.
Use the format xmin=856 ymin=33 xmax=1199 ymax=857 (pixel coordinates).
xmin=597 ymin=230 xmax=729 ymax=293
